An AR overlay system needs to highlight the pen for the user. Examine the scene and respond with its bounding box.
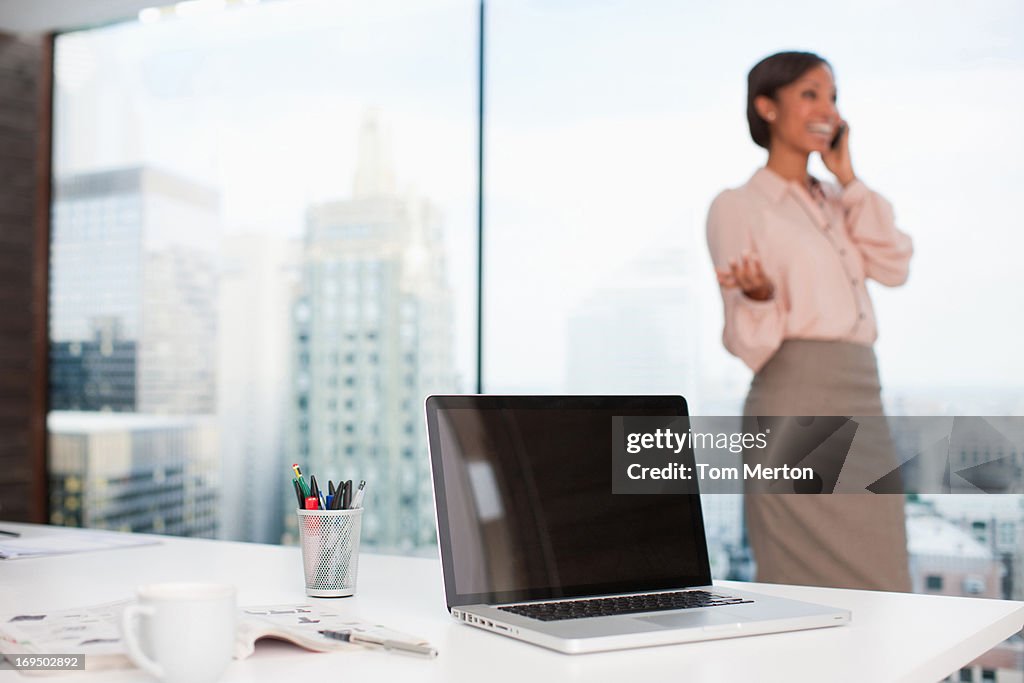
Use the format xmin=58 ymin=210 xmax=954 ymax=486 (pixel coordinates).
xmin=318 ymin=629 xmax=437 ymax=658
xmin=292 ymin=464 xmax=311 ymax=498
xmin=0 ymin=529 xmax=20 ymax=538
xmin=311 ymin=475 xmax=326 ymax=510
xmin=342 ymin=479 xmax=352 ymax=509
xmin=328 ymin=480 xmax=336 ymax=497
xmin=292 ymin=479 xmax=304 ymax=509
xmin=305 ymin=497 xmax=319 ymax=510
xmin=351 ymin=480 xmax=366 ymax=509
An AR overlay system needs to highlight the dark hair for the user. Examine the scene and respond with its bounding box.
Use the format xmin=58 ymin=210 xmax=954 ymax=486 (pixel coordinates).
xmin=747 ymin=51 xmax=831 ymax=149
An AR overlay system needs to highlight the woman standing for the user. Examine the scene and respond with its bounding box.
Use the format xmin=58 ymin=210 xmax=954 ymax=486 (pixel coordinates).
xmin=706 ymin=51 xmax=913 ymax=592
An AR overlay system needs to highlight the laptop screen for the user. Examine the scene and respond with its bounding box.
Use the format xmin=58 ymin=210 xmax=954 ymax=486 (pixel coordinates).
xmin=425 ymin=395 xmax=712 ymax=608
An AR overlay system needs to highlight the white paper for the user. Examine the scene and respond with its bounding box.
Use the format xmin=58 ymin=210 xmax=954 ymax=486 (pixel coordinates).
xmin=0 ymin=531 xmax=160 ymax=560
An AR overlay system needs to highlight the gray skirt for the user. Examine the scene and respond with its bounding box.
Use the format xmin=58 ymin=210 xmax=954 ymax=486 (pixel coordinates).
xmin=743 ymin=340 xmax=911 ymax=592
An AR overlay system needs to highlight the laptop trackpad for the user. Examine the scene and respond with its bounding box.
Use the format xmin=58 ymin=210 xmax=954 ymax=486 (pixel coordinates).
xmin=637 ymin=609 xmax=743 ymax=629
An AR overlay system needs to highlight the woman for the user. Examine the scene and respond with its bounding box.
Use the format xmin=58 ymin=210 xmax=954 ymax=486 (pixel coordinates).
xmin=706 ymin=51 xmax=913 ymax=592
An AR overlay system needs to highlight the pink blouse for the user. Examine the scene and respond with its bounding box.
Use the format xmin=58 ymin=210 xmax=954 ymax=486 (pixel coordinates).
xmin=706 ymin=167 xmax=913 ymax=373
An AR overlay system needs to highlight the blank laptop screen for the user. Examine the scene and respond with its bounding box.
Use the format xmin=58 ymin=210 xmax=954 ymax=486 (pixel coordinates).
xmin=425 ymin=396 xmax=712 ymax=608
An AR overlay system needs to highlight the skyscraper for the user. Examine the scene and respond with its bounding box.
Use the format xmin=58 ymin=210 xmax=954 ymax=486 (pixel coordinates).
xmin=48 ymin=166 xmax=221 ymax=535
xmin=50 ymin=166 xmax=219 ymax=414
xmin=289 ymin=112 xmax=455 ymax=551
xmin=50 ymin=316 xmax=136 ymax=412
xmin=48 ymin=411 xmax=219 ymax=536
xmin=217 ymin=233 xmax=300 ymax=543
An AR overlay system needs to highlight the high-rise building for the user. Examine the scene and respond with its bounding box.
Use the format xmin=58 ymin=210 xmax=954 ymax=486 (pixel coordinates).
xmin=288 ymin=113 xmax=455 ymax=552
xmin=48 ymin=411 xmax=219 ymax=537
xmin=50 ymin=166 xmax=219 ymax=414
xmin=50 ymin=316 xmax=136 ymax=412
xmin=217 ymin=234 xmax=300 ymax=543
xmin=48 ymin=166 xmax=221 ymax=535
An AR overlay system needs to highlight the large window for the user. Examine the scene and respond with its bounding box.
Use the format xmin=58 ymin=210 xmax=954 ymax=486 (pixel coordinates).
xmin=48 ymin=6 xmax=1024 ymax=675
xmin=481 ymin=0 xmax=1024 ymax=672
xmin=49 ymin=0 xmax=478 ymax=551
xmin=482 ymin=0 xmax=1024 ymax=410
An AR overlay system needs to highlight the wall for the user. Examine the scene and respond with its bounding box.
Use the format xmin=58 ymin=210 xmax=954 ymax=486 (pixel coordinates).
xmin=0 ymin=30 xmax=50 ymax=522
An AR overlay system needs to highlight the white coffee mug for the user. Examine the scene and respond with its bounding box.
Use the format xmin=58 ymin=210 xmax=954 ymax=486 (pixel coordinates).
xmin=121 ymin=582 xmax=237 ymax=683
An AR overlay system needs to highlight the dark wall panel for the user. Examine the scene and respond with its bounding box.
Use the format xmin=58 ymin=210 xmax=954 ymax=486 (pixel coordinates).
xmin=0 ymin=31 xmax=51 ymax=523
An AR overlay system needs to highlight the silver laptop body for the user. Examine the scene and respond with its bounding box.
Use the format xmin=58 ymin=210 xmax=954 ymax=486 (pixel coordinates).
xmin=424 ymin=395 xmax=850 ymax=654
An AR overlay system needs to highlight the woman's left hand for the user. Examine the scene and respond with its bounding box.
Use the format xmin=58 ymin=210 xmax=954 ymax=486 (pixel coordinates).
xmin=821 ymin=118 xmax=856 ymax=187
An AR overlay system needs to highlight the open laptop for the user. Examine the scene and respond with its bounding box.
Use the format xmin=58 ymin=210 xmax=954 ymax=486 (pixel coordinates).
xmin=424 ymin=395 xmax=850 ymax=654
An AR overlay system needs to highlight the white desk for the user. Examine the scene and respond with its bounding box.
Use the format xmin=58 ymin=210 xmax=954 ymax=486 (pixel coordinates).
xmin=1 ymin=522 xmax=1021 ymax=683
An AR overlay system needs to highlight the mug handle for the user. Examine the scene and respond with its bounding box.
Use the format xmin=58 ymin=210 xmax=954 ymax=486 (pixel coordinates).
xmin=121 ymin=604 xmax=165 ymax=680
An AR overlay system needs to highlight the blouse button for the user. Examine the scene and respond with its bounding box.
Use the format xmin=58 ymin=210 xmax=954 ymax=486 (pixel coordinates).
xmin=851 ymin=278 xmax=858 ymax=285
xmin=859 ymin=313 xmax=866 ymax=320
xmin=839 ymin=248 xmax=847 ymax=256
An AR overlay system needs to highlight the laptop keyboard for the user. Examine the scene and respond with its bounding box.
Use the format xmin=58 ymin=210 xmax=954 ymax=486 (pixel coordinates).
xmin=498 ymin=590 xmax=754 ymax=622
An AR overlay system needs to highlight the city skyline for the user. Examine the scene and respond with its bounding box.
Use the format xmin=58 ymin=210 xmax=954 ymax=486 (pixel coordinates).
xmin=49 ymin=0 xmax=1024 ymax=396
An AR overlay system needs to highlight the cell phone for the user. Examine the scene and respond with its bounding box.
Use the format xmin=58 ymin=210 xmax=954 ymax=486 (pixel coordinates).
xmin=830 ymin=123 xmax=846 ymax=150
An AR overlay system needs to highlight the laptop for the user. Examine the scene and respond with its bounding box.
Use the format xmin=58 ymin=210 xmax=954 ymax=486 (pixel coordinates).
xmin=424 ymin=395 xmax=850 ymax=654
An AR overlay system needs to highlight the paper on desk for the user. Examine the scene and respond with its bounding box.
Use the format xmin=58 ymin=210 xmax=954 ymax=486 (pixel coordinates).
xmin=0 ymin=600 xmax=132 ymax=676
xmin=0 ymin=601 xmax=434 ymax=676
xmin=0 ymin=530 xmax=160 ymax=559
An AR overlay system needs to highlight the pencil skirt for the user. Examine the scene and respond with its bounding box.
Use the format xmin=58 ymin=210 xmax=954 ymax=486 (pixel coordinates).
xmin=742 ymin=339 xmax=911 ymax=592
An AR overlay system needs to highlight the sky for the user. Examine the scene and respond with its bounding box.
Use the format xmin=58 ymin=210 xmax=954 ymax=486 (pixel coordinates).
xmin=52 ymin=0 xmax=1024 ymax=410
xmin=482 ymin=0 xmax=1024 ymax=400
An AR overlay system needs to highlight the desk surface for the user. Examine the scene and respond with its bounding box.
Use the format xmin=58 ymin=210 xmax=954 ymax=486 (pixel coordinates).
xmin=1 ymin=522 xmax=1022 ymax=683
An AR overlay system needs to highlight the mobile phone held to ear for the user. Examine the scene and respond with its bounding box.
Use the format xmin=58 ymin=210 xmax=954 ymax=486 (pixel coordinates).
xmin=830 ymin=123 xmax=846 ymax=150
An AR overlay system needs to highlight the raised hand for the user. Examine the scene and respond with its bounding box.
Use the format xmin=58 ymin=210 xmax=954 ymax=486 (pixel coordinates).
xmin=716 ymin=251 xmax=775 ymax=301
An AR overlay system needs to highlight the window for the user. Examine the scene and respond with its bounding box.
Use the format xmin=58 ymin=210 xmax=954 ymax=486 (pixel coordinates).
xmin=49 ymin=0 xmax=477 ymax=550
xmin=963 ymin=576 xmax=986 ymax=596
xmin=48 ymin=9 xmax=1024 ymax=658
xmin=482 ymin=0 xmax=1024 ymax=594
xmin=999 ymin=522 xmax=1015 ymax=547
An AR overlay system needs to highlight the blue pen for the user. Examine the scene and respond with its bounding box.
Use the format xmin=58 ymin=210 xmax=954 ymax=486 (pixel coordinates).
xmin=326 ymin=494 xmax=334 ymax=510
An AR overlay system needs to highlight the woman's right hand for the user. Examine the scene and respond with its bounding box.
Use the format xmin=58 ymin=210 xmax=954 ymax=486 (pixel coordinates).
xmin=716 ymin=251 xmax=775 ymax=301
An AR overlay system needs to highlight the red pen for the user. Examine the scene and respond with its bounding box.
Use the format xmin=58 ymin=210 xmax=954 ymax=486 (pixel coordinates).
xmin=305 ymin=496 xmax=319 ymax=510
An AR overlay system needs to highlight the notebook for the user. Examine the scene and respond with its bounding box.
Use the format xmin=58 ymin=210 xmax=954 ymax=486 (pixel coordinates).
xmin=424 ymin=395 xmax=850 ymax=654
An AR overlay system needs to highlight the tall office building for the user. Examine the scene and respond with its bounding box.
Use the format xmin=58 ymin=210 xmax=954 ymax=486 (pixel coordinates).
xmin=48 ymin=412 xmax=219 ymax=537
xmin=48 ymin=166 xmax=221 ymax=535
xmin=50 ymin=166 xmax=219 ymax=414
xmin=217 ymin=234 xmax=300 ymax=543
xmin=288 ymin=113 xmax=455 ymax=551
xmin=50 ymin=316 xmax=137 ymax=412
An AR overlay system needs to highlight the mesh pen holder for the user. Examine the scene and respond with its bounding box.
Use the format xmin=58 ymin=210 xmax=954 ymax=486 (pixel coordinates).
xmin=297 ymin=508 xmax=363 ymax=598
